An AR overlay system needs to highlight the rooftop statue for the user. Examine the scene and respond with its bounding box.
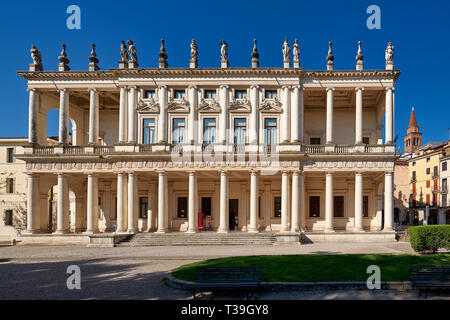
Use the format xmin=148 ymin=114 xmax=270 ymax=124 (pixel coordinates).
xmin=385 ymin=41 xmax=394 ymax=63
xmin=127 ymin=40 xmax=137 ymax=63
xmin=282 ymin=38 xmax=290 ymax=61
xmin=120 ymin=40 xmax=129 ymax=61
xmin=190 ymin=39 xmax=198 ymax=61
xmin=30 ymin=45 xmax=42 ymax=65
xmin=219 ymin=40 xmax=228 ymax=61
xmin=293 ymin=39 xmax=300 ymax=61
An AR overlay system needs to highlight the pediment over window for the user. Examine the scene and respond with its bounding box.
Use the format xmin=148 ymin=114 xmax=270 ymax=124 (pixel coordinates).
xmin=229 ymin=98 xmax=251 ymax=113
xmin=198 ymin=98 xmax=221 ymax=113
xmin=259 ymin=99 xmax=283 ymax=113
xmin=167 ymin=98 xmax=190 ymax=113
xmin=136 ymin=99 xmax=160 ymax=113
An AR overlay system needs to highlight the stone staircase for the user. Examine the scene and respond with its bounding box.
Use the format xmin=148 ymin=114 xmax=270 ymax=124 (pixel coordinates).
xmin=117 ymin=232 xmax=277 ymax=246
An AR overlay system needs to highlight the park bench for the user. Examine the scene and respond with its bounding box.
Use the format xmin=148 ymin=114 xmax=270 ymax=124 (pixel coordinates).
xmin=192 ymin=266 xmax=264 ymax=298
xmin=409 ymin=265 xmax=450 ymax=297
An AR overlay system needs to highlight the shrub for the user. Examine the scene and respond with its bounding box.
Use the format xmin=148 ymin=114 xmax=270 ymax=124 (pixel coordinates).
xmin=408 ymin=225 xmax=450 ymax=253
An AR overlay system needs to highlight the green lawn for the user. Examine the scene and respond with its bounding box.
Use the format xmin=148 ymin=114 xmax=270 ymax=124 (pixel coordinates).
xmin=172 ymin=254 xmax=450 ymax=282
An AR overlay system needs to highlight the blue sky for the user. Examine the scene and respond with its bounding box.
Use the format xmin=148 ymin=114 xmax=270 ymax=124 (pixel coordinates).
xmin=0 ymin=0 xmax=449 ymax=151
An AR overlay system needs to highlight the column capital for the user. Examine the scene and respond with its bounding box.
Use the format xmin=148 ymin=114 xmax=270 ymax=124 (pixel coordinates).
xmin=325 ymin=171 xmax=334 ymax=176
xmin=188 ymin=85 xmax=198 ymax=90
xmin=219 ymin=85 xmax=229 ymax=90
xmin=58 ymin=88 xmax=68 ymax=93
xmin=158 ymin=85 xmax=168 ymax=90
xmin=355 ymin=86 xmax=364 ymax=92
xmin=292 ymin=170 xmax=301 ymax=176
xmin=128 ymin=85 xmax=137 ymax=90
xmin=385 ymin=170 xmax=394 ymax=175
xmin=27 ymin=88 xmax=38 ymax=93
xmin=219 ymin=169 xmax=228 ymax=176
xmin=250 ymin=169 xmax=259 ymax=176
xmin=292 ymin=84 xmax=302 ymax=91
xmin=354 ymin=171 xmax=364 ymax=176
xmin=281 ymin=85 xmax=291 ymax=91
xmin=155 ymin=169 xmax=166 ymax=175
xmin=250 ymin=85 xmax=260 ymax=90
xmin=87 ymin=88 xmax=97 ymax=93
xmin=326 ymin=87 xmax=335 ymax=92
xmin=385 ymin=86 xmax=395 ymax=92
xmin=55 ymin=172 xmax=66 ymax=177
xmin=281 ymin=170 xmax=290 ymax=175
xmin=187 ymin=170 xmax=197 ymax=175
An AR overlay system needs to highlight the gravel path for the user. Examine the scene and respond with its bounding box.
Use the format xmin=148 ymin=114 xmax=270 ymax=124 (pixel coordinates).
xmin=1 ymin=241 xmax=443 ymax=300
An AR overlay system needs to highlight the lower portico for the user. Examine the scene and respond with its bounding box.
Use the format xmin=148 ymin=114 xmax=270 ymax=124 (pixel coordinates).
xmin=22 ymin=159 xmax=395 ymax=238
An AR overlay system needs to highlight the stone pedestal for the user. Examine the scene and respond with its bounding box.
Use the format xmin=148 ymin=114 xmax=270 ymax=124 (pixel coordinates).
xmin=293 ymin=59 xmax=300 ymax=68
xmin=128 ymin=60 xmax=138 ymax=69
xmin=29 ymin=64 xmax=43 ymax=72
xmin=89 ymin=62 xmax=99 ymax=71
xmin=283 ymin=59 xmax=290 ymax=69
xmin=189 ymin=59 xmax=197 ymax=68
xmin=221 ymin=59 xmax=229 ymax=68
xmin=58 ymin=63 xmax=70 ymax=71
xmin=118 ymin=60 xmax=128 ymax=69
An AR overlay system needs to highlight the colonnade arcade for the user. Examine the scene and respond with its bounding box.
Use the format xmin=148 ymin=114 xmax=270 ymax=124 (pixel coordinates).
xmin=25 ymin=167 xmax=394 ymax=234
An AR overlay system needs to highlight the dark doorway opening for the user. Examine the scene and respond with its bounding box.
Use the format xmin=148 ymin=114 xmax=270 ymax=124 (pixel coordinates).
xmin=229 ymin=199 xmax=239 ymax=231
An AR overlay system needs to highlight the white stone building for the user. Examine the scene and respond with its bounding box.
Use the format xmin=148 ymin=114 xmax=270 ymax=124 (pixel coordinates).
xmin=17 ymin=40 xmax=400 ymax=242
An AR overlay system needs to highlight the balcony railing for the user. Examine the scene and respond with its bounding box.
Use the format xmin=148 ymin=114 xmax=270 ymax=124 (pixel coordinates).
xmin=26 ymin=143 xmax=397 ymax=157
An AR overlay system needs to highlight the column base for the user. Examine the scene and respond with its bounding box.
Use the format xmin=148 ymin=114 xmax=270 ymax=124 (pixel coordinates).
xmin=186 ymin=229 xmax=198 ymax=234
xmin=248 ymin=228 xmax=259 ymax=233
xmin=22 ymin=229 xmax=41 ymax=235
xmin=353 ymin=228 xmax=365 ymax=233
xmin=324 ymin=228 xmax=335 ymax=233
xmin=127 ymin=228 xmax=137 ymax=234
xmin=83 ymin=230 xmax=98 ymax=235
xmin=280 ymin=226 xmax=289 ymax=232
xmin=155 ymin=228 xmax=168 ymax=234
xmin=217 ymin=228 xmax=229 ymax=234
xmin=383 ymin=227 xmax=394 ymax=232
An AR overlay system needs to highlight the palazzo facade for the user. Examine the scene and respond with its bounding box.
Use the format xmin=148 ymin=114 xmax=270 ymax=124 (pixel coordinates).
xmin=18 ymin=40 xmax=400 ymax=238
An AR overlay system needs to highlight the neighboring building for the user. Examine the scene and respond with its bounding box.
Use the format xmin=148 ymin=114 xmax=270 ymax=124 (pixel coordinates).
xmin=408 ymin=142 xmax=449 ymax=224
xmin=16 ymin=40 xmax=400 ymax=242
xmin=0 ymin=138 xmax=27 ymax=240
xmin=403 ymin=107 xmax=422 ymax=153
xmin=439 ymin=144 xmax=450 ymax=224
xmin=394 ymin=157 xmax=410 ymax=227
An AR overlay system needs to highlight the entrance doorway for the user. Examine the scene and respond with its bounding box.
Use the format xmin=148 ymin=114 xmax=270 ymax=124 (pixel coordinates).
xmin=229 ymin=199 xmax=239 ymax=231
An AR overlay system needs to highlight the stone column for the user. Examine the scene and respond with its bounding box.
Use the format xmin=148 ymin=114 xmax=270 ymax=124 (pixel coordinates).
xmin=188 ymin=85 xmax=198 ymax=144
xmin=158 ymin=86 xmax=168 ymax=143
xmin=85 ymin=173 xmax=99 ymax=234
xmin=385 ymin=87 xmax=394 ymax=144
xmin=156 ymin=170 xmax=168 ymax=233
xmin=147 ymin=183 xmax=156 ymax=232
xmin=384 ymin=172 xmax=394 ymax=231
xmin=249 ymin=85 xmax=259 ymax=145
xmin=88 ymin=89 xmax=99 ymax=145
xmin=354 ymin=172 xmax=364 ymax=232
xmin=249 ymin=170 xmax=259 ymax=233
xmin=218 ymin=170 xmax=229 ymax=233
xmin=127 ymin=86 xmax=137 ymax=144
xmin=116 ymin=173 xmax=126 ymax=232
xmin=219 ymin=85 xmax=229 ymax=144
xmin=58 ymin=89 xmax=70 ymax=144
xmin=326 ymin=88 xmax=334 ymax=145
xmin=26 ymin=173 xmax=40 ymax=233
xmin=102 ymin=181 xmax=112 ymax=232
xmin=28 ymin=89 xmax=38 ymax=144
xmin=54 ymin=173 xmax=69 ymax=234
xmin=355 ymin=87 xmax=364 ymax=144
xmin=291 ymin=171 xmax=301 ymax=232
xmin=281 ymin=86 xmax=291 ymax=143
xmin=281 ymin=171 xmax=290 ymax=231
xmin=187 ymin=171 xmax=198 ymax=233
xmin=127 ymin=172 xmax=137 ymax=233
xmin=325 ymin=172 xmax=334 ymax=232
xmin=290 ymin=86 xmax=299 ymax=143
xmin=118 ymin=87 xmax=127 ymax=144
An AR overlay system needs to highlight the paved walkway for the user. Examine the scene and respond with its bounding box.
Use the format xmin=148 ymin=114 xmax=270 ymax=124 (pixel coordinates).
xmin=0 ymin=241 xmax=446 ymax=300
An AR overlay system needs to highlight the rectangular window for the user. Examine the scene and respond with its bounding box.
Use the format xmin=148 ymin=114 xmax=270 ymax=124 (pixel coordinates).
xmin=443 ymin=178 xmax=448 ymax=192
xmin=426 ymin=157 xmax=430 ymax=163
xmin=426 ymin=194 xmax=430 ymax=205
xmin=363 ymin=196 xmax=369 ymax=217
xmin=235 ymin=90 xmax=247 ymax=99
xmin=334 ymin=196 xmax=344 ymax=217
xmin=310 ymin=137 xmax=321 ymax=145
xmin=264 ymin=118 xmax=277 ymax=145
xmin=203 ymin=118 xmax=216 ymax=144
xmin=274 ymin=197 xmax=281 ymax=218
xmin=433 ymin=166 xmax=438 ymax=177
xmin=204 ymin=90 xmax=216 ymax=99
xmin=362 ymin=137 xmax=370 ymax=145
xmin=144 ymin=90 xmax=156 ymax=99
xmin=265 ymin=90 xmax=277 ymax=99
xmin=143 ymin=118 xmax=156 ymax=144
xmin=172 ymin=118 xmax=185 ymax=144
xmin=4 ymin=210 xmax=13 ymax=226
xmin=7 ymin=148 xmax=14 ymax=163
xmin=139 ymin=197 xmax=148 ymax=218
xmin=412 ymin=183 xmax=416 ymax=194
xmin=6 ymin=178 xmax=14 ymax=194
xmin=177 ymin=197 xmax=188 ymax=218
xmin=233 ymin=118 xmax=247 ymax=144
xmin=412 ymin=171 xmax=416 ymax=181
xmin=412 ymin=162 xmax=416 ymax=166
xmin=309 ymin=196 xmax=320 ymax=217
xmin=443 ymin=161 xmax=447 ymax=172
xmin=201 ymin=197 xmax=212 ymax=217
xmin=174 ymin=90 xmax=185 ymax=99
xmin=426 ymin=168 xmax=430 ymax=175
xmin=434 ymin=179 xmax=438 ymax=190
xmin=426 ymin=180 xmax=430 ymax=188
xmin=258 ymin=197 xmax=261 ymax=218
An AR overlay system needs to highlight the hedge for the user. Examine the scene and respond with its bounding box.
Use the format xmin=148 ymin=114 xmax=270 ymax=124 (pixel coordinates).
xmin=408 ymin=225 xmax=450 ymax=253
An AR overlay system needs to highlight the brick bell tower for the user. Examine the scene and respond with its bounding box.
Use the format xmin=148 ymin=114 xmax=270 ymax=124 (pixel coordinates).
xmin=404 ymin=106 xmax=422 ymax=153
